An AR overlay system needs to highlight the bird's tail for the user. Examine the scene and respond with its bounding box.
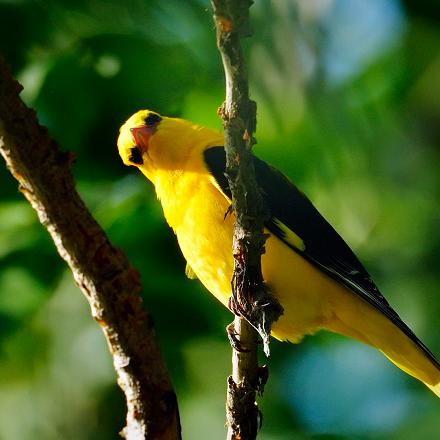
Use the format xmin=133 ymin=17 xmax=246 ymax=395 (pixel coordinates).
xmin=380 ymin=349 xmax=440 ymax=397
xmin=327 ymin=293 xmax=440 ymax=398
xmin=426 ymin=382 xmax=440 ymax=398
xmin=427 ymin=382 xmax=440 ymax=398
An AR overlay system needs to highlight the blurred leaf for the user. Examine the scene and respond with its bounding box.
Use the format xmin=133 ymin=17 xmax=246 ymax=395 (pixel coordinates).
xmin=0 ymin=201 xmax=39 ymax=258
xmin=0 ymin=266 xmax=46 ymax=319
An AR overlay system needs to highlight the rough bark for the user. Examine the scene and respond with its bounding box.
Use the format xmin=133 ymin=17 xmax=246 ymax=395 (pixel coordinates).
xmin=0 ymin=57 xmax=181 ymax=440
xmin=211 ymin=1 xmax=283 ymax=439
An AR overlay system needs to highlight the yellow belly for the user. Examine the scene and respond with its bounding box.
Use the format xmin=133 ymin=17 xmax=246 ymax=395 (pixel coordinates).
xmin=173 ymin=176 xmax=337 ymax=342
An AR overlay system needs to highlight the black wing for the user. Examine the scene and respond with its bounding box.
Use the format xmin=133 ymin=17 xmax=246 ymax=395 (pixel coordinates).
xmin=204 ymin=146 xmax=439 ymax=366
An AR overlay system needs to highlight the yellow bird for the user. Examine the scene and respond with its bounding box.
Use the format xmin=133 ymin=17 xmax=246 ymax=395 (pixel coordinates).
xmin=117 ymin=109 xmax=440 ymax=397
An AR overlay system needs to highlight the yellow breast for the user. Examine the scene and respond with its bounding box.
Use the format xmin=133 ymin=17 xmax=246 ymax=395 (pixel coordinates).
xmin=154 ymin=169 xmax=334 ymax=342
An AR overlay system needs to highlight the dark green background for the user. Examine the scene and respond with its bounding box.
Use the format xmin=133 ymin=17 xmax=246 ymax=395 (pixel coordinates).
xmin=1 ymin=0 xmax=440 ymax=438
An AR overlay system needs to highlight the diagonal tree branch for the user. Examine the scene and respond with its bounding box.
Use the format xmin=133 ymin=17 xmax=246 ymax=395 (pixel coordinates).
xmin=211 ymin=1 xmax=283 ymax=439
xmin=0 ymin=57 xmax=181 ymax=440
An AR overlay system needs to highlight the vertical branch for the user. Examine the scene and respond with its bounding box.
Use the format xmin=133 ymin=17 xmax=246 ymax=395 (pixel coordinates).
xmin=0 ymin=57 xmax=181 ymax=440
xmin=211 ymin=1 xmax=283 ymax=439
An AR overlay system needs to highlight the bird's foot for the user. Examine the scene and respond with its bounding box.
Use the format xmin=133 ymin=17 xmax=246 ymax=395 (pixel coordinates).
xmin=226 ymin=322 xmax=251 ymax=353
xmin=223 ymin=204 xmax=233 ymax=221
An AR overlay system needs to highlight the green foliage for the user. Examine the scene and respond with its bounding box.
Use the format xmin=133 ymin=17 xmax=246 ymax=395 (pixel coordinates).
xmin=1 ymin=0 xmax=440 ymax=438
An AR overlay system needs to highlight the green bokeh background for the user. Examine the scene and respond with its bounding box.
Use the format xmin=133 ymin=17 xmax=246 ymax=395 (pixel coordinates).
xmin=1 ymin=0 xmax=440 ymax=438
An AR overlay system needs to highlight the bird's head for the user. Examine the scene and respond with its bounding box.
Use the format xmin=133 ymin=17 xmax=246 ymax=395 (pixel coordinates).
xmin=117 ymin=110 xmax=223 ymax=180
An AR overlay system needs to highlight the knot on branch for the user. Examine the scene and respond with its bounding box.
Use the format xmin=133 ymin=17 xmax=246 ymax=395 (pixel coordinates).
xmin=211 ymin=0 xmax=253 ymax=37
xmin=216 ymin=15 xmax=234 ymax=33
xmin=219 ymin=99 xmax=256 ymax=125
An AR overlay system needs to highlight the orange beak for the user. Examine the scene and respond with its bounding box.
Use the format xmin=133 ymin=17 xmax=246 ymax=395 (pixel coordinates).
xmin=130 ymin=125 xmax=155 ymax=150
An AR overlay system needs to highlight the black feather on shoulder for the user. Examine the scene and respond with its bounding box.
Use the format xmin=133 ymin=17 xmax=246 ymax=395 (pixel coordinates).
xmin=204 ymin=146 xmax=439 ymax=367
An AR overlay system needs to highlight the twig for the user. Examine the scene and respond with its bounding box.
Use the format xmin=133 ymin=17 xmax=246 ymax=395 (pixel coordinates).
xmin=211 ymin=1 xmax=283 ymax=439
xmin=0 ymin=57 xmax=181 ymax=440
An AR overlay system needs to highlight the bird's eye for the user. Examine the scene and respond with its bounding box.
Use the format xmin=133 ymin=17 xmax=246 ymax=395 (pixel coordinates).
xmin=128 ymin=146 xmax=143 ymax=165
xmin=144 ymin=113 xmax=162 ymax=127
